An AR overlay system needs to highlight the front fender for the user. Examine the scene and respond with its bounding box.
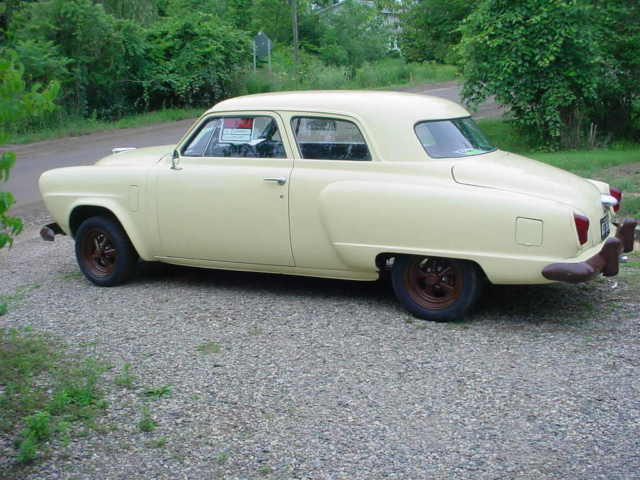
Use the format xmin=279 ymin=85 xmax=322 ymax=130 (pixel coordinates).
xmin=39 ymin=166 xmax=155 ymax=261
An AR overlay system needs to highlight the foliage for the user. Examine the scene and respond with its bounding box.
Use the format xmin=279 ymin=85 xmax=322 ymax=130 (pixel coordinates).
xmin=318 ymin=0 xmax=391 ymax=71
xmin=400 ymin=0 xmax=473 ymax=64
xmin=589 ymin=1 xmax=640 ymax=140
xmin=95 ymin=0 xmax=160 ymax=23
xmin=141 ymin=12 xmax=251 ymax=109
xmin=9 ymin=0 xmax=147 ymax=119
xmin=461 ymin=0 xmax=640 ymax=147
xmin=460 ymin=0 xmax=604 ymax=147
xmin=0 ymin=54 xmax=59 ymax=249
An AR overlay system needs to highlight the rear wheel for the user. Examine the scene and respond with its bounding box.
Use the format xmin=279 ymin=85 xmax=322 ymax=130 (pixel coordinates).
xmin=75 ymin=216 xmax=138 ymax=286
xmin=391 ymin=255 xmax=482 ymax=321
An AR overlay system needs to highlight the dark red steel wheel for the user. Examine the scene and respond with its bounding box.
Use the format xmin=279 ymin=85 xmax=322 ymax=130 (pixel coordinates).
xmin=391 ymin=255 xmax=482 ymax=321
xmin=75 ymin=216 xmax=138 ymax=286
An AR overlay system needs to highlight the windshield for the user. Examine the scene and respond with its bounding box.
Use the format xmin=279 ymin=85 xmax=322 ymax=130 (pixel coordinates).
xmin=415 ymin=118 xmax=496 ymax=158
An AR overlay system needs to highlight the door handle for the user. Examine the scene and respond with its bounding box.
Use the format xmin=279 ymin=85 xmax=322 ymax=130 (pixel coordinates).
xmin=263 ymin=177 xmax=287 ymax=185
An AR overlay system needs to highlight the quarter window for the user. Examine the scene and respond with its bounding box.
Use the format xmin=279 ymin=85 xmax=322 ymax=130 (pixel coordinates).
xmin=291 ymin=117 xmax=371 ymax=161
xmin=182 ymin=116 xmax=286 ymax=158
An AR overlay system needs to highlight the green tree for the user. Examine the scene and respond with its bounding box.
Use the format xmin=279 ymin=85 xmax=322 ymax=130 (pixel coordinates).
xmin=142 ymin=12 xmax=251 ymax=108
xmin=459 ymin=0 xmax=604 ymax=146
xmin=0 ymin=54 xmax=59 ymax=249
xmin=400 ymin=0 xmax=473 ymax=64
xmin=318 ymin=0 xmax=391 ymax=71
xmin=94 ymin=0 xmax=160 ymax=24
xmin=9 ymin=0 xmax=146 ymax=118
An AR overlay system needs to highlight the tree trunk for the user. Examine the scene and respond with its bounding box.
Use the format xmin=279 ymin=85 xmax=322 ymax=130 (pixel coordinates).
xmin=289 ymin=0 xmax=299 ymax=65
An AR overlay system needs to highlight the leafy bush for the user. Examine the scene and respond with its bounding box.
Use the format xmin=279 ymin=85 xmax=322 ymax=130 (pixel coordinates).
xmin=0 ymin=53 xmax=59 ymax=249
xmin=141 ymin=12 xmax=251 ymax=109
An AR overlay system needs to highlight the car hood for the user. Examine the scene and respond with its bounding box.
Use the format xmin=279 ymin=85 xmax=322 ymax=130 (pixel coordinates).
xmin=94 ymin=145 xmax=174 ymax=167
xmin=451 ymin=150 xmax=602 ymax=211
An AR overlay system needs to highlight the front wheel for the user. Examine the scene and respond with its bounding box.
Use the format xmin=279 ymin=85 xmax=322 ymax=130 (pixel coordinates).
xmin=75 ymin=216 xmax=138 ymax=287
xmin=391 ymin=255 xmax=482 ymax=322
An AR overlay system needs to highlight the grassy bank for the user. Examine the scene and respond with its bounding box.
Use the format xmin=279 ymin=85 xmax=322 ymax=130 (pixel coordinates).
xmin=477 ymin=119 xmax=640 ymax=219
xmin=6 ymin=108 xmax=202 ymax=145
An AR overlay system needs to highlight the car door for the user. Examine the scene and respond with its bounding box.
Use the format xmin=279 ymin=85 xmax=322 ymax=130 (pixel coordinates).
xmin=155 ymin=112 xmax=295 ymax=266
xmin=284 ymin=113 xmax=381 ymax=271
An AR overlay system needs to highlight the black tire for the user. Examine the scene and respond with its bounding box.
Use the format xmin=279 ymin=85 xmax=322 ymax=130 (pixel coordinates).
xmin=391 ymin=255 xmax=482 ymax=322
xmin=74 ymin=216 xmax=138 ymax=287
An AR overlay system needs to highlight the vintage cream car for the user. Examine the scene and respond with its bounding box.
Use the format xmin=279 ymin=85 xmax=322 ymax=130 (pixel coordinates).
xmin=39 ymin=91 xmax=637 ymax=321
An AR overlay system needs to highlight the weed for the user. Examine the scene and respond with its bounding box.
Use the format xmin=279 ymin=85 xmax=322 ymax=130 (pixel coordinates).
xmin=196 ymin=341 xmax=221 ymax=354
xmin=143 ymin=385 xmax=172 ymax=399
xmin=0 ymin=283 xmax=41 ymax=315
xmin=60 ymin=272 xmax=82 ymax=280
xmin=216 ymin=450 xmax=230 ymax=465
xmin=138 ymin=408 xmax=157 ymax=432
xmin=148 ymin=436 xmax=168 ymax=448
xmin=17 ymin=435 xmax=38 ymax=464
xmin=114 ymin=363 xmax=136 ymax=389
xmin=258 ymin=464 xmax=273 ymax=475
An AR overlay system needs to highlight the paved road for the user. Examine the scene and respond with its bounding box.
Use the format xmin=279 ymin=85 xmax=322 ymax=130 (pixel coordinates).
xmin=4 ymin=82 xmax=502 ymax=221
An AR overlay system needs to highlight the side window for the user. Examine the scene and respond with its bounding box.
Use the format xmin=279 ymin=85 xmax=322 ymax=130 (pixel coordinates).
xmin=291 ymin=117 xmax=371 ymax=161
xmin=182 ymin=116 xmax=286 ymax=158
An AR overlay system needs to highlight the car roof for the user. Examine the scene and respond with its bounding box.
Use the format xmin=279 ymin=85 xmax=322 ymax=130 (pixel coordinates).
xmin=208 ymin=90 xmax=470 ymax=122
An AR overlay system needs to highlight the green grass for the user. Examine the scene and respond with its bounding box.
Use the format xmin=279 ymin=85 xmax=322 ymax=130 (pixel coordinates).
xmin=114 ymin=363 xmax=136 ymax=389
xmin=0 ymin=328 xmax=107 ymax=464
xmin=6 ymin=108 xmax=201 ymax=145
xmin=196 ymin=341 xmax=221 ymax=354
xmin=143 ymin=385 xmax=172 ymax=399
xmin=137 ymin=408 xmax=157 ymax=432
xmin=0 ymin=283 xmax=41 ymax=316
xmin=240 ymin=58 xmax=459 ymax=95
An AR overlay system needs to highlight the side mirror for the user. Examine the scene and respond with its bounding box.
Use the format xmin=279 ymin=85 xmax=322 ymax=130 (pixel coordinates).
xmin=170 ymin=149 xmax=182 ymax=170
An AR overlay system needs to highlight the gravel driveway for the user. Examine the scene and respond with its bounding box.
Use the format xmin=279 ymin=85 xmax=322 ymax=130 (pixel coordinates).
xmin=1 ymin=226 xmax=639 ymax=479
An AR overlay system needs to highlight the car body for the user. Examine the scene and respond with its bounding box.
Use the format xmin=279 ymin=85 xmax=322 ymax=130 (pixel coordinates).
xmin=39 ymin=91 xmax=637 ymax=320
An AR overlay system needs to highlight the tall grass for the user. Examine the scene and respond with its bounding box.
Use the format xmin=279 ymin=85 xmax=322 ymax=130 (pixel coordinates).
xmin=239 ymin=57 xmax=459 ymax=95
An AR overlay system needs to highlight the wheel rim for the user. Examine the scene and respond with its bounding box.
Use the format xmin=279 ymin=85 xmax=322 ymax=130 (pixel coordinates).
xmin=81 ymin=228 xmax=117 ymax=277
xmin=404 ymin=257 xmax=463 ymax=310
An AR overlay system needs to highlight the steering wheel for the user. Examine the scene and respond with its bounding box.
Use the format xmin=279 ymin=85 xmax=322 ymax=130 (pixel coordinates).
xmin=229 ymin=143 xmax=258 ymax=158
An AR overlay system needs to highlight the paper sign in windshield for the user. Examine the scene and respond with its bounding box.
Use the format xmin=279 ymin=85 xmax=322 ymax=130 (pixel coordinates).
xmin=221 ymin=118 xmax=254 ymax=143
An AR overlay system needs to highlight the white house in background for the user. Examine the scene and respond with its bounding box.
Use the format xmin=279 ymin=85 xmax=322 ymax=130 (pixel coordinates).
xmin=314 ymin=0 xmax=403 ymax=50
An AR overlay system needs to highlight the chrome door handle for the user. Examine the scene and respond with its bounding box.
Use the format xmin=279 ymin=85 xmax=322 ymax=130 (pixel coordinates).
xmin=263 ymin=177 xmax=287 ymax=185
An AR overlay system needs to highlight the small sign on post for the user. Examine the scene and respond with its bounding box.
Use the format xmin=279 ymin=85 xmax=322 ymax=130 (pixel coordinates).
xmin=253 ymin=31 xmax=272 ymax=72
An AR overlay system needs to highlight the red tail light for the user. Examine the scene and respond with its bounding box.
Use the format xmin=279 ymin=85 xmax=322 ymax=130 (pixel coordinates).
xmin=574 ymin=213 xmax=590 ymax=245
xmin=609 ymin=187 xmax=622 ymax=212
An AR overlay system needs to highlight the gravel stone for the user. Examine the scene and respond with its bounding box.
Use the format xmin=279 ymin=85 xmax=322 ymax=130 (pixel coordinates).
xmin=1 ymin=224 xmax=639 ymax=479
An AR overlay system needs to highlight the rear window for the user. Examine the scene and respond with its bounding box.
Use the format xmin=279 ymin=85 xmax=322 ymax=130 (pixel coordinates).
xmin=415 ymin=118 xmax=496 ymax=158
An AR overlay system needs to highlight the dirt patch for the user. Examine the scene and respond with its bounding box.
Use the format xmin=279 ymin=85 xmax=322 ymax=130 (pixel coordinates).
xmin=599 ymin=161 xmax=640 ymax=177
